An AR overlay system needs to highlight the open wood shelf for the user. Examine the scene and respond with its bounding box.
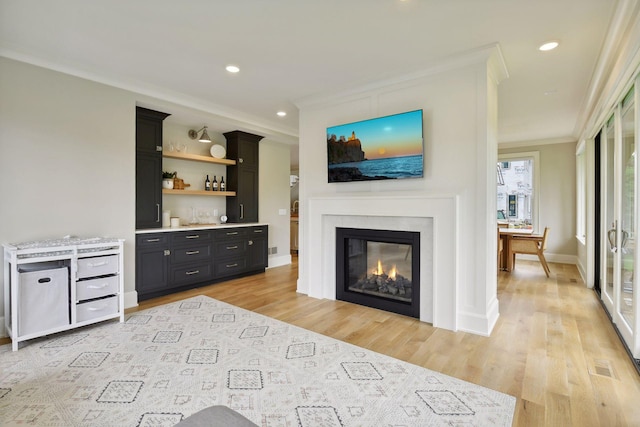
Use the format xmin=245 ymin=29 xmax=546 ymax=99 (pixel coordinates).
xmin=163 ymin=189 xmax=236 ymax=197
xmin=163 ymin=151 xmax=236 ymax=165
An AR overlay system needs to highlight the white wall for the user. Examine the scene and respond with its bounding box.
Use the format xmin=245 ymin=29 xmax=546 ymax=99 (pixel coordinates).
xmin=295 ymin=46 xmax=507 ymax=335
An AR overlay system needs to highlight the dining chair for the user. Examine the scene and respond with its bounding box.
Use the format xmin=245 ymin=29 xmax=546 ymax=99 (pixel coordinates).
xmin=510 ymin=227 xmax=550 ymax=277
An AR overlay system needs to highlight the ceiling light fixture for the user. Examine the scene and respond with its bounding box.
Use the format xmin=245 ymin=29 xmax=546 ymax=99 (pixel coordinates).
xmin=277 ymin=111 xmax=287 ymax=117
xmin=226 ymin=65 xmax=240 ymax=73
xmin=539 ymin=41 xmax=559 ymax=51
xmin=188 ymin=126 xmax=212 ymax=143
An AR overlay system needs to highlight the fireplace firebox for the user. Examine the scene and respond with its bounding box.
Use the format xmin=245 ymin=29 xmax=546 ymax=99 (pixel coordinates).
xmin=336 ymin=228 xmax=420 ymax=318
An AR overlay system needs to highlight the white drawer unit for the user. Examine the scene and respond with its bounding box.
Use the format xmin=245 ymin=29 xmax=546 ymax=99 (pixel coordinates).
xmin=3 ymin=237 xmax=125 ymax=351
xmin=76 ymin=296 xmax=119 ymax=323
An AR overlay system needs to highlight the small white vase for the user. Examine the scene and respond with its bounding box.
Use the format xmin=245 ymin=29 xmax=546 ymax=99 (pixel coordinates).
xmin=162 ymin=179 xmax=174 ymax=189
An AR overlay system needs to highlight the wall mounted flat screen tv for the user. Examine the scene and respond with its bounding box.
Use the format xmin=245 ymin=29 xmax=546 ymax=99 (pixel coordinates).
xmin=327 ymin=109 xmax=424 ymax=183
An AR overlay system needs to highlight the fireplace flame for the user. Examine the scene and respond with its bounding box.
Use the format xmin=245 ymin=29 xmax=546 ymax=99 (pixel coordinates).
xmin=374 ymin=259 xmax=384 ymax=275
xmin=372 ymin=260 xmax=398 ymax=280
xmin=389 ymin=265 xmax=397 ymax=280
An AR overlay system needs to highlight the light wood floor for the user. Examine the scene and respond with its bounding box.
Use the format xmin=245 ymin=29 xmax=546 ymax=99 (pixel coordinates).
xmin=4 ymin=257 xmax=640 ymax=425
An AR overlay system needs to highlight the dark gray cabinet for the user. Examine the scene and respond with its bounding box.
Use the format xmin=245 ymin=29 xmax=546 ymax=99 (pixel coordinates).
xmin=225 ymin=131 xmax=263 ymax=223
xmin=136 ymin=226 xmax=268 ymax=301
xmin=135 ymin=233 xmax=170 ymax=296
xmin=136 ymin=107 xmax=170 ymax=229
xmin=247 ymin=226 xmax=268 ymax=271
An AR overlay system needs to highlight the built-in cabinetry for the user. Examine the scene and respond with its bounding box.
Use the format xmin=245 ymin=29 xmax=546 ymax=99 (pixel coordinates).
xmin=136 ymin=107 xmax=170 ymax=229
xmin=136 ymin=225 xmax=268 ymax=301
xmin=3 ymin=238 xmax=124 ymax=351
xmin=225 ymin=131 xmax=263 ymax=223
xmin=213 ymin=226 xmax=267 ymax=278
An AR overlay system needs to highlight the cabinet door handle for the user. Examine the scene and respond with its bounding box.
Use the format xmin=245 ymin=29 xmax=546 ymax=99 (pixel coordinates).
xmin=226 ymin=245 xmax=238 ymax=250
xmin=253 ymin=229 xmax=263 ymax=233
xmin=87 ymin=305 xmax=108 ymax=312
xmin=146 ymin=238 xmax=160 ymax=243
xmin=185 ymin=250 xmax=200 ymax=255
xmin=164 ymin=250 xmax=171 ymax=256
xmin=186 ymin=235 xmax=200 ymax=239
xmin=87 ymin=283 xmax=109 ymax=289
xmin=239 ymin=158 xmax=244 ymax=164
xmin=226 ymin=231 xmax=238 ymax=236
xmin=240 ymin=204 xmax=244 ymax=220
xmin=226 ymin=263 xmax=238 ymax=268
xmin=185 ymin=270 xmax=200 ymax=275
xmin=248 ymin=240 xmax=253 ymax=246
xmin=156 ymin=204 xmax=160 ymax=223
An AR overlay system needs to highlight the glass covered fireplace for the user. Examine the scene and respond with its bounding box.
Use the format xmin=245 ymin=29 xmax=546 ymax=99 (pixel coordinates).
xmin=336 ymin=227 xmax=420 ymax=318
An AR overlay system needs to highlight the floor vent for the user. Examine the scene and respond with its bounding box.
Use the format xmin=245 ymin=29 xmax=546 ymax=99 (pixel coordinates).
xmin=589 ymin=358 xmax=616 ymax=379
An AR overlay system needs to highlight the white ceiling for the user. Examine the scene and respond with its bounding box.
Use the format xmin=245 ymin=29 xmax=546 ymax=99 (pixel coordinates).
xmin=0 ymin=0 xmax=620 ymax=163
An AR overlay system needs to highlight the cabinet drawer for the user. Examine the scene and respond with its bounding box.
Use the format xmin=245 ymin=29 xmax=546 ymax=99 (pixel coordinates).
xmin=77 ymin=255 xmax=119 ymax=279
xmin=213 ymin=228 xmax=247 ymax=240
xmin=76 ymin=296 xmax=119 ymax=323
xmin=214 ymin=240 xmax=246 ymax=258
xmin=77 ymin=275 xmax=119 ymax=301
xmin=170 ymin=263 xmax=212 ymax=286
xmin=171 ymin=244 xmax=212 ymax=264
xmin=215 ymin=258 xmax=247 ymax=278
xmin=248 ymin=226 xmax=268 ymax=236
xmin=171 ymin=231 xmax=212 ymax=246
xmin=136 ymin=234 xmax=169 ymax=247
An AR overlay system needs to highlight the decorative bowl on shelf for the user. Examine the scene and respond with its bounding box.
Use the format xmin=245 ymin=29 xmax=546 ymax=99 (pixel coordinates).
xmin=210 ymin=144 xmax=226 ymax=159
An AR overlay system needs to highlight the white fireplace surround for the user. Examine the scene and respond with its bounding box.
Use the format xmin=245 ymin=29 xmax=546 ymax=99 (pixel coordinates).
xmin=305 ymin=194 xmax=458 ymax=331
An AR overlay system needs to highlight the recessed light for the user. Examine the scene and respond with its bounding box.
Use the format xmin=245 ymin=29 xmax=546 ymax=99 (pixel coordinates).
xmin=225 ymin=65 xmax=240 ymax=73
xmin=539 ymin=41 xmax=559 ymax=51
xmin=277 ymin=111 xmax=287 ymax=117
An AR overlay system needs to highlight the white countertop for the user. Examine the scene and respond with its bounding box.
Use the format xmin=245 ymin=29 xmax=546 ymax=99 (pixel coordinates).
xmin=136 ymin=222 xmax=268 ymax=234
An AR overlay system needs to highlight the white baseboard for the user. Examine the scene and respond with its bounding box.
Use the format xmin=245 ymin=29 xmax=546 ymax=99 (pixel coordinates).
xmin=457 ymin=297 xmax=499 ymax=337
xmin=124 ymin=291 xmax=138 ymax=309
xmin=268 ymin=254 xmax=291 ymax=269
xmin=516 ymin=252 xmax=578 ymax=265
xmin=0 ymin=316 xmax=6 ymax=338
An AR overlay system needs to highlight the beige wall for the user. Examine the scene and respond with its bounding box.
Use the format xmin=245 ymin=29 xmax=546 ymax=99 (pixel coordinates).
xmin=0 ymin=57 xmax=293 ymax=329
xmin=0 ymin=57 xmax=138 ymax=317
xmin=499 ymin=141 xmax=578 ymax=261
xmin=259 ymin=140 xmax=292 ymax=267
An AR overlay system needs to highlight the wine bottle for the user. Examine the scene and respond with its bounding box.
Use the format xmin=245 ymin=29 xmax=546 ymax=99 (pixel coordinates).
xmin=220 ymin=176 xmax=225 ymax=191
xmin=212 ymin=175 xmax=218 ymax=191
xmin=205 ymin=174 xmax=211 ymax=191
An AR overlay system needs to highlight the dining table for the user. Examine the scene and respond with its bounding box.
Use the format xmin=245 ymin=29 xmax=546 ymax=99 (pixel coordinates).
xmin=499 ymin=227 xmax=534 ymax=272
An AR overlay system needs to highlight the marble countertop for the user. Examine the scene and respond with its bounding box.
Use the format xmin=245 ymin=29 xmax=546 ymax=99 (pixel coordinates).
xmin=136 ymin=222 xmax=268 ymax=234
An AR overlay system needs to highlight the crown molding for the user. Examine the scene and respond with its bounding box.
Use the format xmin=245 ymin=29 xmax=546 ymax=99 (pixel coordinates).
xmin=574 ymin=0 xmax=640 ymax=140
xmin=294 ymin=43 xmax=509 ymax=109
xmin=0 ymin=48 xmax=299 ymax=142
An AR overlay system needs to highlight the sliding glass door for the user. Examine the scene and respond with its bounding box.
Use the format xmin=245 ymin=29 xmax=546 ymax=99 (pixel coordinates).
xmin=600 ymin=83 xmax=640 ymax=358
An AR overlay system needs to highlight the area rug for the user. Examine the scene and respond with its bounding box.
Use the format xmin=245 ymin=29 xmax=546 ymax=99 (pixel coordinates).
xmin=0 ymin=296 xmax=516 ymax=426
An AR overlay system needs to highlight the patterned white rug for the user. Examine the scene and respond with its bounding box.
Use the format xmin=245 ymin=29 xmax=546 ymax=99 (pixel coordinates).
xmin=0 ymin=296 xmax=516 ymax=426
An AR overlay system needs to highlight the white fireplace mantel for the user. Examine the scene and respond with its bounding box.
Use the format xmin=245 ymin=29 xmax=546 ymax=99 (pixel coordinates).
xmin=303 ymin=193 xmax=458 ymax=331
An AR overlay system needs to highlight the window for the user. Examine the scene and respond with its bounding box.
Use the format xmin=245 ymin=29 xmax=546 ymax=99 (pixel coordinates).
xmin=497 ymin=152 xmax=540 ymax=231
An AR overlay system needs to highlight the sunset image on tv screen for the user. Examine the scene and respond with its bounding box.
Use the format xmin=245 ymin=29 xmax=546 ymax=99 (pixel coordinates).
xmin=327 ymin=109 xmax=423 ymax=182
